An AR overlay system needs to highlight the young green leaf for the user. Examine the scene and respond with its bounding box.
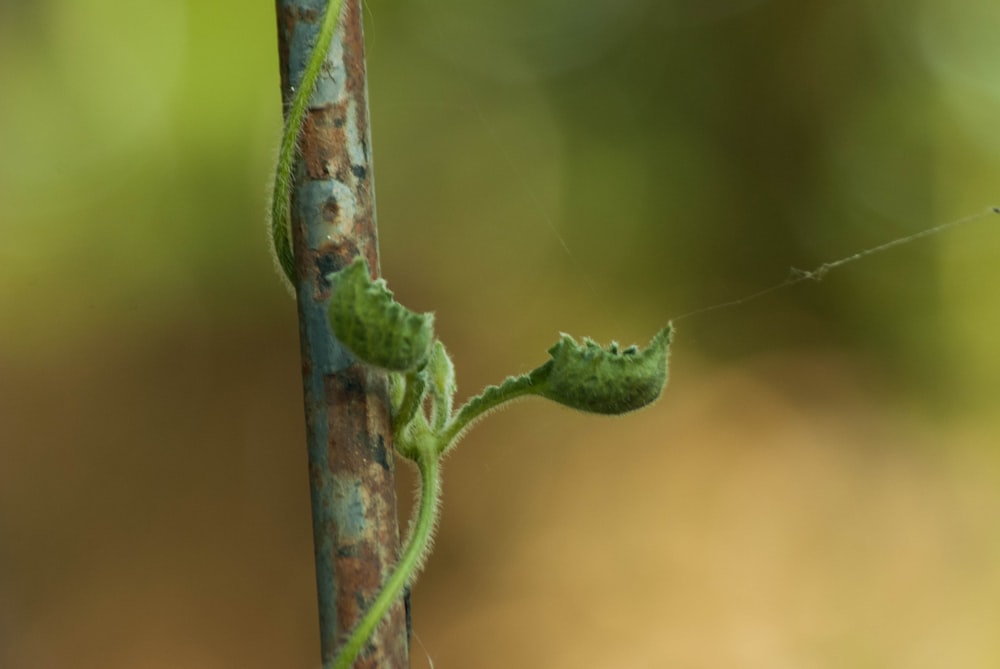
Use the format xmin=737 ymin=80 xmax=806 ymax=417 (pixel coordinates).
xmin=537 ymin=325 xmax=672 ymax=415
xmin=443 ymin=326 xmax=673 ymax=450
xmin=394 ymin=370 xmax=428 ymax=438
xmin=328 ymin=258 xmax=434 ymax=372
xmin=426 ymin=340 xmax=457 ymax=430
xmin=387 ymin=372 xmax=406 ymax=415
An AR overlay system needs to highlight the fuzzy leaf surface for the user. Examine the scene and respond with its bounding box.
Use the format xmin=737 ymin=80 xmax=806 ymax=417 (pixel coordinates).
xmin=328 ymin=258 xmax=434 ymax=372
xmin=538 ymin=325 xmax=672 ymax=414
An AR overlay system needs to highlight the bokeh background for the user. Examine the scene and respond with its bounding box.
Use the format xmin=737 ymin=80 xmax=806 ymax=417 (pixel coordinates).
xmin=3 ymin=0 xmax=1000 ymax=666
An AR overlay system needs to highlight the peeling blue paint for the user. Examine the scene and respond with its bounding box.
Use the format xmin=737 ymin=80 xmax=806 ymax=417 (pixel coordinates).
xmin=333 ymin=476 xmax=368 ymax=539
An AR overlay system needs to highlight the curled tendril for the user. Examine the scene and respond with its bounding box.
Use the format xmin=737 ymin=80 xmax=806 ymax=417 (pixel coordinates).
xmin=327 ymin=258 xmax=434 ymax=372
xmin=536 ymin=325 xmax=672 ymax=415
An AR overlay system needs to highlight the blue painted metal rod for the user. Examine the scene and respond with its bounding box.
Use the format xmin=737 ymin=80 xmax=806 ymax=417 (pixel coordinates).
xmin=273 ymin=1 xmax=409 ymax=666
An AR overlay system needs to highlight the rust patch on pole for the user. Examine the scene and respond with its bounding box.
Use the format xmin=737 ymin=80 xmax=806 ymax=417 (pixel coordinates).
xmin=274 ymin=0 xmax=408 ymax=666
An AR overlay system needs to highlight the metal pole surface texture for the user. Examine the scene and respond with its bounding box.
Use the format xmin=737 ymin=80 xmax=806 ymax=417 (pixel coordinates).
xmin=274 ymin=1 xmax=409 ymax=666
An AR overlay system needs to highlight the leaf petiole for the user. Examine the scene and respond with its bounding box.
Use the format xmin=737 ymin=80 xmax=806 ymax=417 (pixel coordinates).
xmin=440 ymin=370 xmax=548 ymax=455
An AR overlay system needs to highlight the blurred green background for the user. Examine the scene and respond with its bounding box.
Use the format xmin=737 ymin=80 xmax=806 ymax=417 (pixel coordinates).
xmin=3 ymin=0 xmax=1000 ymax=667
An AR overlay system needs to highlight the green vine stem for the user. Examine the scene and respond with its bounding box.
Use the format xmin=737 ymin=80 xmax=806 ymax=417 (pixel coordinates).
xmin=331 ymin=449 xmax=441 ymax=669
xmin=270 ymin=0 xmax=345 ymax=285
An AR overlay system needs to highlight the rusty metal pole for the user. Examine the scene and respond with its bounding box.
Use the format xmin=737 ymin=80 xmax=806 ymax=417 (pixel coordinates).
xmin=274 ymin=1 xmax=409 ymax=666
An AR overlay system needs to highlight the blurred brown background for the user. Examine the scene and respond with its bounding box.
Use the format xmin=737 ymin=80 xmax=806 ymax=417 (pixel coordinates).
xmin=3 ymin=0 xmax=1000 ymax=667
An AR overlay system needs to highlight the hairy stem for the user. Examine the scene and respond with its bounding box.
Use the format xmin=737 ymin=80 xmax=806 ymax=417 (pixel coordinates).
xmin=271 ymin=0 xmax=345 ymax=285
xmin=441 ymin=371 xmax=546 ymax=453
xmin=330 ymin=452 xmax=441 ymax=669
